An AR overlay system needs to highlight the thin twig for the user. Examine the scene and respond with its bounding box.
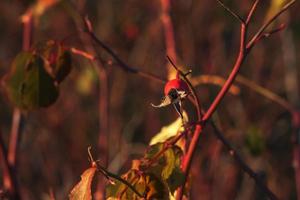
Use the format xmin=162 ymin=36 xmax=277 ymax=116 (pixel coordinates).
xmin=166 ymin=56 xmax=203 ymax=120
xmin=87 ymin=147 xmax=144 ymax=198
xmin=177 ymin=1 xmax=295 ymax=199
xmin=202 ymin=23 xmax=246 ymax=123
xmin=246 ymin=0 xmax=296 ymax=50
xmin=8 ymin=109 xmax=21 ymax=167
xmin=70 ymin=47 xmax=96 ymax=60
xmin=83 ymin=17 xmax=166 ymax=84
xmin=96 ymin=163 xmax=145 ymax=198
xmin=216 ymin=0 xmax=244 ymax=23
xmin=72 ymin=3 xmax=295 ymax=199
xmin=0 ymin=130 xmax=19 ymax=199
xmin=255 ymin=23 xmax=286 ymax=43
xmin=176 ymin=125 xmax=202 ymax=200
xmin=246 ymin=0 xmax=260 ymax=25
xmin=8 ymin=4 xmax=33 ymax=171
xmin=77 ymin=15 xmax=110 ymax=197
xmin=4 ymin=8 xmax=34 ymax=200
xmin=210 ymin=121 xmax=278 ymax=200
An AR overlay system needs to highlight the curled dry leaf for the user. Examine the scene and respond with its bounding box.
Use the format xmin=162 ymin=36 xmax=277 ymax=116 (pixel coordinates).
xmin=69 ymin=167 xmax=97 ymax=200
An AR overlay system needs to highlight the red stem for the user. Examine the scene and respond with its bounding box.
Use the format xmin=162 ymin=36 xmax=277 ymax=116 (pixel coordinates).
xmin=177 ymin=26 xmax=246 ymax=198
xmin=8 ymin=12 xmax=33 ymax=169
xmin=203 ymin=24 xmax=246 ymax=122
xmin=0 ymin=130 xmax=20 ymax=199
xmin=76 ymin=2 xmax=294 ymax=198
xmin=4 ymin=11 xmax=34 ymax=200
xmin=176 ymin=0 xmax=295 ymax=195
xmin=8 ymin=109 xmax=21 ymax=167
xmin=181 ymin=125 xmax=202 ymax=172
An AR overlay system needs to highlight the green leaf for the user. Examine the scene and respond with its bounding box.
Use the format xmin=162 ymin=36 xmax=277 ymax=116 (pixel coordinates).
xmin=143 ymin=173 xmax=168 ymax=200
xmin=107 ymin=143 xmax=184 ymax=199
xmin=161 ymin=148 xmax=176 ymax=180
xmin=105 ymin=179 xmax=125 ymax=199
xmin=144 ymin=143 xmax=163 ymax=160
xmin=143 ymin=144 xmax=183 ymax=187
xmin=106 ymin=170 xmax=137 ymax=200
xmin=69 ymin=167 xmax=97 ymax=200
xmin=4 ymin=52 xmax=59 ymax=110
xmin=166 ymin=167 xmax=185 ymax=194
xmin=3 ymin=52 xmax=31 ymax=107
xmin=106 ymin=169 xmax=169 ymax=200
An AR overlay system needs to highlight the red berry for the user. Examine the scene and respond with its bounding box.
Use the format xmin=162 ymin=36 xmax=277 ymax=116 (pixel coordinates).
xmin=164 ymin=78 xmax=189 ymax=96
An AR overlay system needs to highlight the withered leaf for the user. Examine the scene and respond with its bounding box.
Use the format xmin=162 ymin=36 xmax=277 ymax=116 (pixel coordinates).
xmin=69 ymin=167 xmax=97 ymax=200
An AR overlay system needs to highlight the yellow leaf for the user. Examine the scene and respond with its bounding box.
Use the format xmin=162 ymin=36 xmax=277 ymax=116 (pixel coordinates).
xmin=34 ymin=0 xmax=59 ymax=16
xmin=69 ymin=167 xmax=97 ymax=200
xmin=21 ymin=0 xmax=59 ymax=22
xmin=264 ymin=0 xmax=288 ymax=28
xmin=150 ymin=112 xmax=188 ymax=146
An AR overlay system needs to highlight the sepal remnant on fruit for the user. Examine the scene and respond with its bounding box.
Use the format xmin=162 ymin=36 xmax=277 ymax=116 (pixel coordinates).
xmin=151 ymin=77 xmax=190 ymax=119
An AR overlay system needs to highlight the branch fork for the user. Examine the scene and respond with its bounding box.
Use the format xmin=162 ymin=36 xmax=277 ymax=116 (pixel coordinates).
xmin=78 ymin=1 xmax=296 ymax=199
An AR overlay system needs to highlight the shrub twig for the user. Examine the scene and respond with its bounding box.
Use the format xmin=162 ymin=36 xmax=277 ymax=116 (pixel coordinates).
xmin=0 ymin=129 xmax=19 ymax=199
xmin=83 ymin=17 xmax=166 ymax=84
xmin=87 ymin=147 xmax=145 ymax=198
xmin=177 ymin=1 xmax=295 ymax=199
xmin=209 ymin=121 xmax=278 ymax=199
xmin=76 ymin=2 xmax=295 ymax=198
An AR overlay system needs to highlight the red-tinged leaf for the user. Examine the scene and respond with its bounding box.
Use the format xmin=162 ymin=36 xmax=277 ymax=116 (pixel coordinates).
xmin=43 ymin=41 xmax=72 ymax=83
xmin=69 ymin=167 xmax=97 ymax=200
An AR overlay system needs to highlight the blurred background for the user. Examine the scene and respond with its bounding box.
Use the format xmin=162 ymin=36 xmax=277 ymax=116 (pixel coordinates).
xmin=0 ymin=0 xmax=300 ymax=199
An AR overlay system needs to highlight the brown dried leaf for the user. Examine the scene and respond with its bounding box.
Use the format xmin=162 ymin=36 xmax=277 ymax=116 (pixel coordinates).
xmin=69 ymin=167 xmax=97 ymax=200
